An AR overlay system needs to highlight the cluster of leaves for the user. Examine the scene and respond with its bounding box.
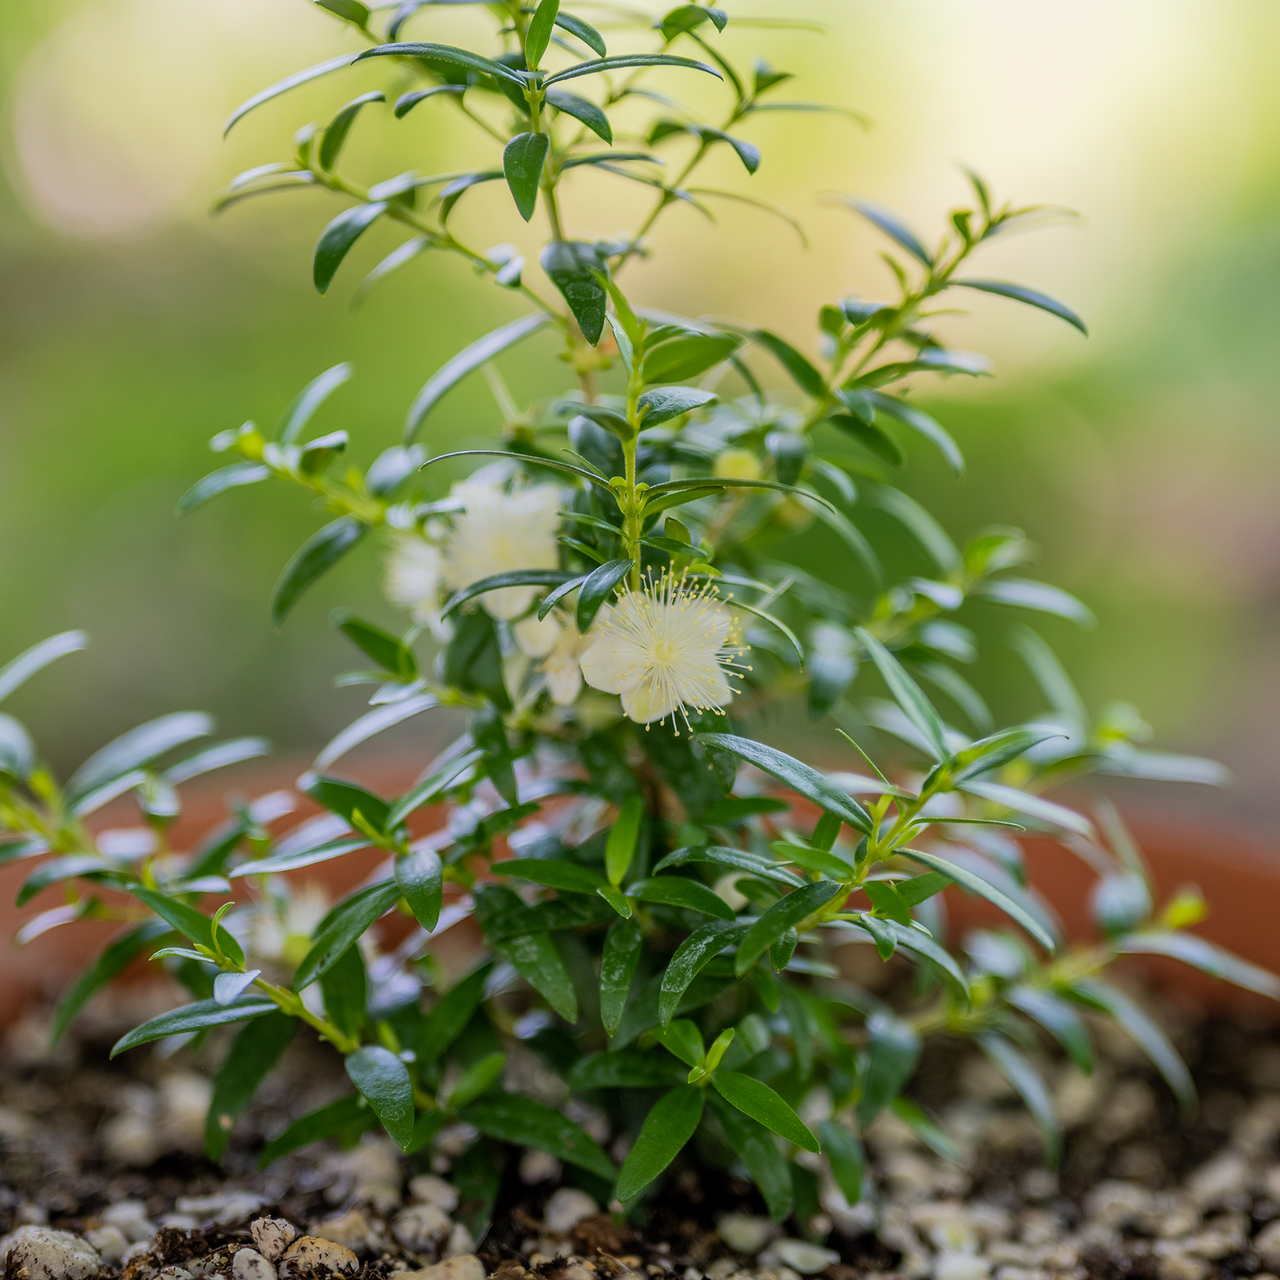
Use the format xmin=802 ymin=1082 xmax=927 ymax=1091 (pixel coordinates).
xmin=3 ymin=0 xmax=1276 ymax=1234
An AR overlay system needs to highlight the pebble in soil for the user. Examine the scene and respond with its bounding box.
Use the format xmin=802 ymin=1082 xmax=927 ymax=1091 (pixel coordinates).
xmin=7 ymin=986 xmax=1280 ymax=1280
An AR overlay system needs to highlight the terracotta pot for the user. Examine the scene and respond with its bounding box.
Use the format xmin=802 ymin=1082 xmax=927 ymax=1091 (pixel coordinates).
xmin=4 ymin=758 xmax=1279 ymax=1028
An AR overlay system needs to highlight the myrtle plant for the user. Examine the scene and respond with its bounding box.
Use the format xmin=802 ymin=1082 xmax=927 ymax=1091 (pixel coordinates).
xmin=4 ymin=0 xmax=1278 ymax=1230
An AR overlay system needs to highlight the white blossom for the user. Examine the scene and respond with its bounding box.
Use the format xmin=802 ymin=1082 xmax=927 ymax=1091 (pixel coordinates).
xmin=444 ymin=480 xmax=561 ymax=620
xmin=384 ymin=533 xmax=445 ymax=634
xmin=579 ymin=572 xmax=747 ymax=728
xmin=514 ymin=612 xmax=589 ymax=706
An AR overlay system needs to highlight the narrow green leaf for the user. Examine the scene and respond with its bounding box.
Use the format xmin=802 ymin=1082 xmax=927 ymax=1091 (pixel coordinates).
xmin=889 ymin=1098 xmax=960 ymax=1161
xmin=819 ymin=1119 xmax=864 ymax=1204
xmin=544 ymin=54 xmax=721 ymax=86
xmin=899 ymin=847 xmax=1055 ymax=951
xmin=736 ymin=881 xmax=845 ymax=974
xmin=294 ymin=880 xmax=402 ymax=990
xmin=545 ymin=89 xmax=612 ymax=143
xmin=492 ymin=931 xmax=577 ymax=1022
xmin=711 ymin=1095 xmax=793 ymax=1222
xmin=841 ymin=197 xmax=932 ymax=265
xmin=753 ymin=329 xmax=825 ymax=397
xmin=953 ymin=279 xmax=1087 ymax=335
xmin=692 ymin=734 xmax=871 ymax=833
xmin=314 ymin=203 xmax=388 ymax=294
xmin=656 ymin=845 xmax=803 ymax=888
xmin=272 ymin=517 xmax=367 ymax=625
xmin=570 ymin=1050 xmax=684 ymax=1089
xmin=314 ymin=696 xmax=437 ymax=772
xmin=541 ymin=240 xmax=608 ymax=344
xmin=319 ymin=91 xmax=384 ymax=170
xmin=770 ymin=839 xmax=855 ymax=880
xmin=600 ymin=916 xmax=643 ymax=1036
xmin=977 ymin=1032 xmax=1061 ymax=1164
xmin=447 ymin=1050 xmax=506 ymax=1109
xmin=576 ymin=558 xmax=633 ymax=632
xmin=605 ymin=794 xmax=645 ymax=887
xmin=971 ymin=578 xmax=1096 ymax=627
xmin=1006 ymin=986 xmax=1093 ymax=1074
xmin=406 ymin=314 xmax=551 ymax=441
xmin=130 ymin=886 xmax=244 ymax=967
xmin=1114 ymin=932 xmax=1280 ymax=1000
xmin=856 ymin=629 xmax=948 ymax=761
xmin=386 ymin=748 xmax=485 ymax=828
xmin=957 ymin=779 xmax=1093 ymax=841
xmin=231 ymin=836 xmax=369 ymax=879
xmin=525 ymin=0 xmax=560 ymax=68
xmin=865 ymin=392 xmax=964 ymax=476
xmin=856 ymin=1012 xmax=919 ymax=1128
xmin=637 ymin=386 xmax=717 ymax=425
xmin=555 ymin=12 xmax=606 ymax=55
xmin=205 ymin=1012 xmax=296 ymax=1161
xmin=396 ymin=847 xmax=443 ymax=932
xmin=461 ymin=1093 xmax=614 ymax=1179
xmin=224 ymin=52 xmax=360 ymax=136
xmin=112 ymin=996 xmax=277 ymax=1057
xmin=615 ymin=1085 xmax=703 ymax=1201
xmin=442 ymin=569 xmax=574 ymax=618
xmin=346 ymin=1045 xmax=414 ymax=1149
xmin=66 ymin=711 xmax=211 ymax=806
xmin=503 ymin=132 xmax=550 ymax=221
xmin=660 ymin=921 xmax=746 ymax=1025
xmin=320 ymin=944 xmax=367 ymax=1041
xmin=357 ymin=41 xmax=529 ymax=84
xmin=259 ymin=1094 xmax=369 ymax=1168
xmin=417 ymin=962 xmax=492 ymax=1064
xmin=628 ymin=876 xmax=736 ymax=920
xmin=641 ymin=334 xmax=739 ymax=384
xmin=177 ymin=462 xmax=271 ymax=513
xmin=712 ymin=1071 xmax=819 ymax=1151
xmin=301 ymin=774 xmax=392 ymax=833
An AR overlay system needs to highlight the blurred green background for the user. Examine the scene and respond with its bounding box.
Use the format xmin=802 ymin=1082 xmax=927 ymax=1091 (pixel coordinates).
xmin=1 ymin=0 xmax=1278 ymax=822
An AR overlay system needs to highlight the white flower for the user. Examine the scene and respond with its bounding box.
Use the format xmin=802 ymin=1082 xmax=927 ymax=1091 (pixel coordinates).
xmin=579 ymin=572 xmax=747 ymax=728
xmin=444 ymin=480 xmax=561 ymax=620
xmin=384 ymin=533 xmax=445 ymax=633
xmin=514 ymin=613 xmax=589 ymax=706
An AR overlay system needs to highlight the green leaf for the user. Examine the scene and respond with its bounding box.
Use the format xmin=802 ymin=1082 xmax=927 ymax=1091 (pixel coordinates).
xmin=710 ymin=1094 xmax=793 ymax=1222
xmin=258 ymin=1094 xmax=370 ymax=1168
xmin=637 ymin=387 xmax=717 ymax=425
xmin=277 ymin=362 xmax=354 ymax=445
xmin=316 ymin=0 xmax=370 ymax=28
xmin=862 ymin=392 xmax=964 ymax=476
xmin=956 ymin=779 xmax=1093 ymax=841
xmin=16 ymin=855 xmax=117 ymax=907
xmin=541 ymin=240 xmax=608 ymax=345
xmin=545 ymin=54 xmax=721 ymax=86
xmin=302 ymin=774 xmax=392 ymax=833
xmin=1009 ymin=626 xmax=1088 ymax=726
xmin=447 ymin=1050 xmax=507 ymax=1109
xmin=320 ymin=944 xmax=367 ymax=1041
xmin=443 ymin=609 xmax=510 ymax=710
xmin=112 ymin=996 xmax=277 ymax=1057
xmin=894 ymin=871 xmax=951 ymax=907
xmin=331 ymin=610 xmax=418 ymax=679
xmin=357 ymin=41 xmax=529 ymax=85
xmin=819 ymin=1119 xmax=864 ymax=1204
xmin=856 ymin=1012 xmax=920 ymax=1128
xmin=712 ymin=1071 xmax=819 ymax=1151
xmin=272 ymin=517 xmax=367 ymax=626
xmin=492 ymin=931 xmax=577 ymax=1022
xmin=770 ymin=839 xmax=855 ymax=881
xmin=953 ymin=279 xmax=1087 ymax=335
xmin=889 ymin=1097 xmax=959 ymax=1161
xmin=395 ymin=847 xmax=443 ymax=933
xmin=386 ymin=748 xmax=484 ymax=829
xmin=1006 ymin=985 xmax=1093 ymax=1074
xmin=441 ymin=569 xmax=574 ymax=618
xmin=971 ymin=578 xmax=1095 ymax=627
xmin=899 ymin=847 xmax=1055 ymax=951
xmin=545 ymin=89 xmax=612 ymax=143
xmin=856 ymin=630 xmax=948 ymax=761
xmin=736 ymin=881 xmax=845 ymax=975
xmin=555 ymin=12 xmax=607 ymax=55
xmin=616 ymin=1085 xmax=703 ymax=1201
xmin=461 ymin=1094 xmax=614 ymax=1179
xmin=66 ymin=711 xmax=211 ymax=807
xmin=653 ymin=1019 xmax=703 ymax=1068
xmin=606 ymin=794 xmax=645 ymax=886
xmin=314 ymin=203 xmax=388 ymax=294
xmin=177 ymin=462 xmax=271 ymax=513
xmin=873 ymin=487 xmax=962 ymax=574
xmin=828 ymin=414 xmax=904 ymax=468
xmin=862 ymin=880 xmax=913 ymax=926
xmin=393 ymin=84 xmax=464 ymax=118
xmin=313 ymin=697 xmax=438 ymax=774
xmin=641 ymin=334 xmax=738 ymax=384
xmin=416 ymin=961 xmax=492 ymax=1064
xmin=406 ymin=314 xmax=551 ymax=441
xmin=205 ymin=1011 xmax=296 ymax=1162
xmin=346 ymin=1045 xmax=414 ymax=1149
xmin=692 ymin=734 xmax=871 ymax=833
xmin=130 ymin=886 xmax=244 ymax=966
xmin=496 ymin=858 xmax=608 ymax=896
xmin=294 ymin=880 xmax=402 ymax=990
xmin=525 ymin=0 xmax=560 ymax=67
xmin=570 ymin=1050 xmax=684 ymax=1089
xmin=660 ymin=921 xmax=746 ymax=1026
xmin=232 ymin=837 xmax=370 ymax=879
xmin=841 ymin=197 xmax=932 ymax=265
xmin=600 ymin=917 xmax=643 ymax=1036
xmin=319 ymin=91 xmax=384 ymax=170
xmin=656 ymin=845 xmax=803 ymax=888
xmin=628 ymin=876 xmax=736 ymax=920
xmin=977 ymin=1032 xmax=1061 ymax=1164
xmin=503 ymin=132 xmax=550 ymax=221
xmin=224 ymin=52 xmax=360 ymax=136
xmin=752 ymin=329 xmax=825 ymax=398
xmin=576 ymin=558 xmax=633 ymax=632
xmin=51 ymin=921 xmax=170 ymax=1045
xmin=1115 ymin=932 xmax=1280 ymax=1000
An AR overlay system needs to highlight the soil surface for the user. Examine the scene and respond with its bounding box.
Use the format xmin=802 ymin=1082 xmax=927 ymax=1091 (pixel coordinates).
xmin=3 ymin=982 xmax=1280 ymax=1280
